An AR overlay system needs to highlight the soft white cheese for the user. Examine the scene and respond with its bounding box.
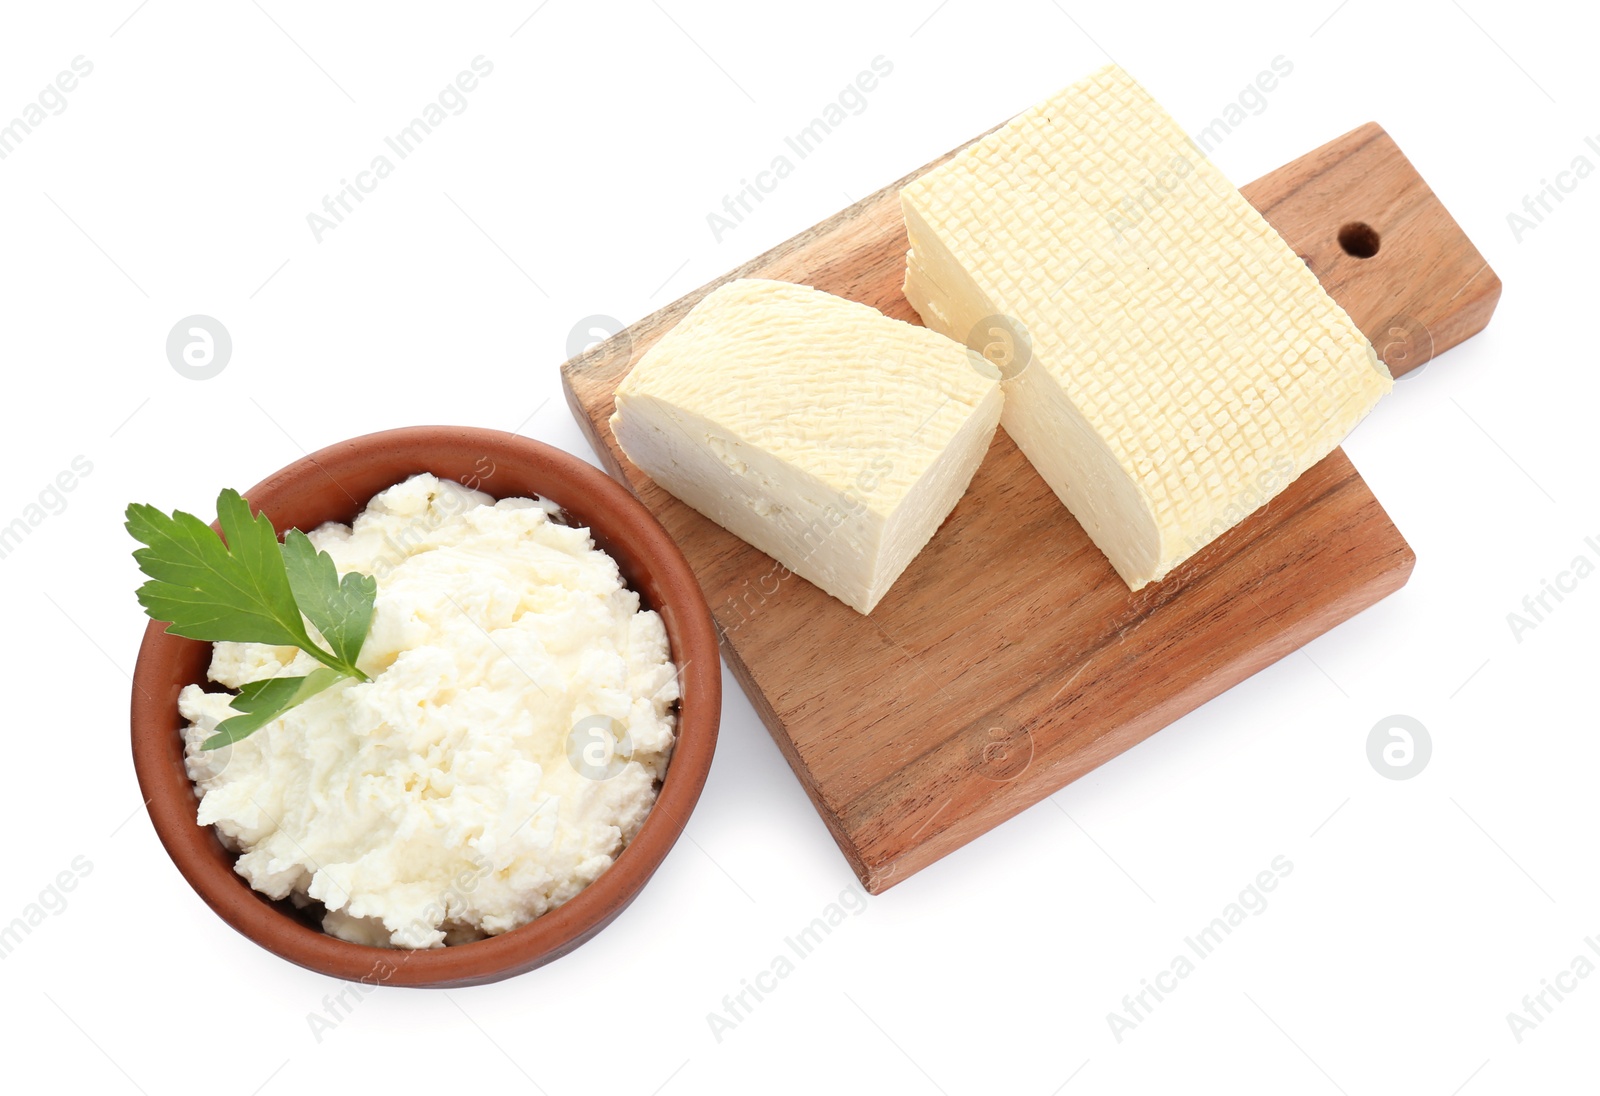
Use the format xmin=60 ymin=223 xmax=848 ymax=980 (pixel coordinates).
xmin=178 ymin=473 xmax=678 ymax=949
xmin=610 ymin=278 xmax=1002 ymax=614
xmin=900 ymin=65 xmax=1391 ymax=589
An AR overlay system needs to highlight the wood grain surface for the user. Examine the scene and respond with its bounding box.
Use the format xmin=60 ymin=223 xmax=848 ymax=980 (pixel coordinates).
xmin=562 ymin=121 xmax=1498 ymax=893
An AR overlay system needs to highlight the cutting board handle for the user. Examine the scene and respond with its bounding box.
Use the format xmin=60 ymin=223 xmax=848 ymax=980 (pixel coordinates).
xmin=1240 ymin=121 xmax=1500 ymax=378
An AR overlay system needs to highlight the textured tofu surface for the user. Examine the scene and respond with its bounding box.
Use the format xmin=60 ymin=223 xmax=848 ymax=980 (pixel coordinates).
xmin=901 ymin=64 xmax=1392 ymax=588
xmin=610 ymin=278 xmax=1002 ymax=613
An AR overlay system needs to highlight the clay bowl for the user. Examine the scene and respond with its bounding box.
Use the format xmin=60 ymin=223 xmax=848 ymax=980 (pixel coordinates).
xmin=130 ymin=426 xmax=720 ymax=987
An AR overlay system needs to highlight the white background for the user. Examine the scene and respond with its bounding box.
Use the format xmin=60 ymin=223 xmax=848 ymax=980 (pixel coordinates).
xmin=0 ymin=1 xmax=1593 ymax=1092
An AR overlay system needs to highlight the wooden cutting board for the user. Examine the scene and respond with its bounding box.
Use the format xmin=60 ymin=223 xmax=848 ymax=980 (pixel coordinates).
xmin=563 ymin=121 xmax=1499 ymax=893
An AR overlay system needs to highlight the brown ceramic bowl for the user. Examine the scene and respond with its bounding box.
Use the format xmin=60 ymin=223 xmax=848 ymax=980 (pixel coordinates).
xmin=130 ymin=426 xmax=720 ymax=987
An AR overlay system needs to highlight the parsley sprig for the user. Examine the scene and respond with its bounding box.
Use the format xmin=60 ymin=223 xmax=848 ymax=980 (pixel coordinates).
xmin=126 ymin=489 xmax=376 ymax=749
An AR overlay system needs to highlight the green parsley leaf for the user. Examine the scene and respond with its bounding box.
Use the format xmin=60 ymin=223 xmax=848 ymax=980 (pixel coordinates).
xmin=204 ymin=667 xmax=344 ymax=750
xmin=281 ymin=529 xmax=376 ymax=674
xmin=128 ymin=488 xmax=382 ymax=748
xmin=127 ymin=489 xmax=320 ymax=652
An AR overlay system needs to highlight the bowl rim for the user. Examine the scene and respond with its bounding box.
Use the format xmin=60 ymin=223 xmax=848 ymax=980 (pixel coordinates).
xmin=129 ymin=425 xmax=721 ymax=988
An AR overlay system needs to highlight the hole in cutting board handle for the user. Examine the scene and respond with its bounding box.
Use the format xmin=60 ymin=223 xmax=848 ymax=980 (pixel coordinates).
xmin=1338 ymin=221 xmax=1381 ymax=258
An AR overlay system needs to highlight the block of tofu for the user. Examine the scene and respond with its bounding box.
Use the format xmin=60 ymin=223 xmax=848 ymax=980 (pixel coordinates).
xmin=610 ymin=279 xmax=1002 ymax=614
xmin=900 ymin=64 xmax=1393 ymax=589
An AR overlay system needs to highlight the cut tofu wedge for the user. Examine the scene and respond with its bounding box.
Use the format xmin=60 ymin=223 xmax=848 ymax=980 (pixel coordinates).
xmin=901 ymin=64 xmax=1393 ymax=589
xmin=610 ymin=278 xmax=1002 ymax=614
